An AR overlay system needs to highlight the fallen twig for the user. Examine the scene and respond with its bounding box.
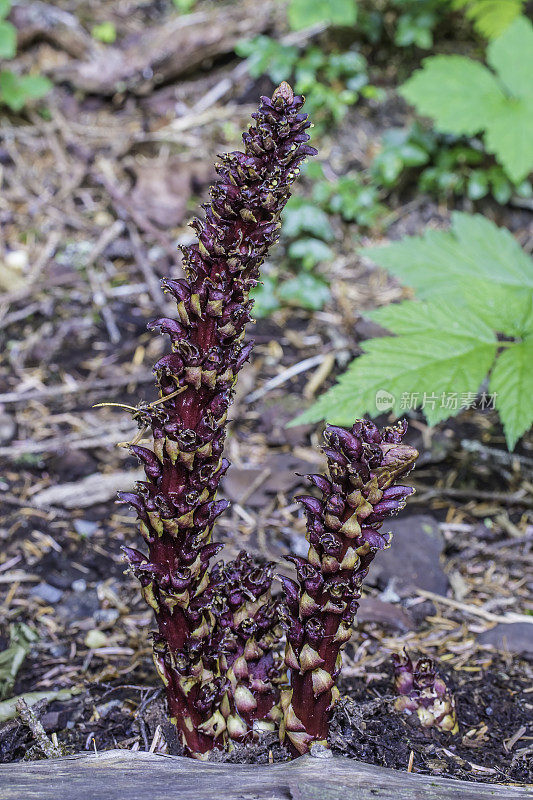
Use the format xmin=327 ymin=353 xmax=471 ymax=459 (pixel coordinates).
xmin=245 ymin=353 xmax=332 ymax=403
xmin=415 ymin=589 xmax=533 ymax=625
xmin=410 ymin=484 xmax=533 ymax=508
xmin=0 ymin=370 xmax=154 ymax=405
xmin=16 ymin=697 xmax=62 ymax=759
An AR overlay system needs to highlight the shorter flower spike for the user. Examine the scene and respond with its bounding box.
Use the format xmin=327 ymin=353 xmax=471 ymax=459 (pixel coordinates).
xmin=280 ymin=419 xmax=418 ymax=754
xmin=392 ymin=650 xmax=458 ymax=734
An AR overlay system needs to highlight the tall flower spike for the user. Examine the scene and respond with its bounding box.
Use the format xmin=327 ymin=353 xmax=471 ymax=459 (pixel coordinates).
xmin=392 ymin=650 xmax=458 ymax=734
xmin=117 ymin=83 xmax=316 ymax=758
xmin=280 ymin=419 xmax=418 ymax=754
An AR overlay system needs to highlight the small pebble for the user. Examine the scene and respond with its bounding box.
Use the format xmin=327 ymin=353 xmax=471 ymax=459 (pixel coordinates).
xmin=309 ymin=743 xmax=333 ymax=759
xmin=94 ymin=608 xmax=120 ymax=626
xmin=73 ymin=519 xmax=99 ymax=538
xmin=5 ymin=250 xmax=28 ymax=271
xmin=72 ymin=579 xmax=87 ymax=592
xmin=29 ymin=582 xmax=64 ymax=604
xmin=85 ymin=630 xmax=108 ymax=649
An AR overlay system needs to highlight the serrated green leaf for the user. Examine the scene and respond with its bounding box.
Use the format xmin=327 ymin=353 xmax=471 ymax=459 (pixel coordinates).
xmin=368 ymin=299 xmax=496 ymax=341
xmin=453 ymin=0 xmax=525 ymax=39
xmin=400 ymin=56 xmax=504 ymax=136
xmin=288 ymin=0 xmax=357 ymax=31
xmin=292 ymin=302 xmax=498 ymax=427
xmin=0 ymin=20 xmax=16 ymax=59
xmin=489 ymin=336 xmax=533 ymax=449
xmin=400 ymin=18 xmax=533 ymax=182
xmin=364 ymin=212 xmax=533 ymax=330
xmin=457 ymin=283 xmax=533 ymax=338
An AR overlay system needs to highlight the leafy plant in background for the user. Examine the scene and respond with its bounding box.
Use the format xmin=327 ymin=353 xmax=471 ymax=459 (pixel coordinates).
xmin=400 ymin=16 xmax=533 ymax=184
xmin=451 ymin=0 xmax=526 ymax=39
xmin=309 ymin=162 xmax=386 ymax=228
xmin=250 ymin=195 xmax=333 ymax=316
xmin=391 ymin=0 xmax=442 ymax=47
xmin=287 ymin=0 xmax=358 ymax=30
xmin=112 ymin=83 xmax=419 ymax=759
xmin=251 ymin=162 xmax=387 ymax=318
xmin=236 ymin=37 xmax=377 ymax=131
xmin=288 ymin=0 xmax=445 ymax=49
xmin=294 ymin=213 xmax=533 ymax=450
xmin=359 ymin=0 xmax=445 ymax=49
xmin=371 ymin=122 xmax=532 ymax=203
xmin=172 ymin=0 xmax=197 ymax=11
xmin=91 ymin=21 xmax=117 ymax=44
xmin=0 ymin=0 xmax=52 ymax=112
xmin=0 ymin=624 xmax=37 ymax=700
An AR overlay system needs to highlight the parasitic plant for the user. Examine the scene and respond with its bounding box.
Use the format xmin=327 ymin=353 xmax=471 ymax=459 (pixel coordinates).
xmin=392 ymin=650 xmax=458 ymax=734
xmin=118 ymin=82 xmax=316 ymax=757
xmin=279 ymin=420 xmax=418 ymax=753
xmin=114 ymin=82 xmax=419 ymax=759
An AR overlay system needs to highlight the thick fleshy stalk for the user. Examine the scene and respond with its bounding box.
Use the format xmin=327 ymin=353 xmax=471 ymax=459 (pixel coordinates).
xmin=392 ymin=651 xmax=458 ymax=734
xmin=118 ymin=82 xmax=316 ymax=757
xmin=280 ymin=419 xmax=418 ymax=754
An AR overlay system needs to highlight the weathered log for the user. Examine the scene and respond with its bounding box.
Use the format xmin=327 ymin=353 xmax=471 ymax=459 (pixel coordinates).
xmin=11 ymin=1 xmax=94 ymax=59
xmin=51 ymin=0 xmax=278 ymax=96
xmin=0 ymin=750 xmax=530 ymax=800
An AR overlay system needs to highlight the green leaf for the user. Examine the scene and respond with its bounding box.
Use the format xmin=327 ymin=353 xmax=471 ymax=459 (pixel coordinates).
xmin=91 ymin=21 xmax=117 ymax=44
xmin=483 ymin=96 xmax=533 ymax=182
xmin=277 ymin=273 xmax=331 ymax=311
xmin=292 ymin=301 xmax=498 ymax=427
xmin=250 ymin=276 xmax=281 ymax=318
xmin=282 ymin=197 xmax=334 ymax=241
xmin=0 ymin=19 xmax=16 ymax=59
xmin=364 ymin=212 xmax=533 ymax=330
xmin=288 ymin=0 xmax=357 ymax=31
xmin=488 ymin=168 xmax=513 ymax=203
xmin=287 ymin=238 xmax=333 ymax=269
xmin=453 ymin=0 xmax=525 ymax=40
xmin=399 ymin=18 xmax=533 ymax=182
xmin=296 ymin=213 xmax=533 ymax=444
xmin=400 ymin=56 xmax=504 ymax=136
xmin=172 ymin=0 xmax=196 ymax=11
xmin=368 ymin=299 xmax=496 ymax=341
xmin=0 ymin=71 xmax=52 ymax=111
xmin=487 ymin=15 xmax=533 ymax=96
xmin=490 ymin=336 xmax=533 ymax=449
xmin=0 ymin=624 xmax=38 ymax=701
xmin=456 ymin=283 xmax=533 ymax=338
xmin=467 ymin=169 xmax=490 ymax=199
xmin=0 ymin=0 xmax=11 ymax=21
xmin=16 ymin=74 xmax=52 ymax=99
xmin=236 ymin=36 xmax=298 ymax=84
